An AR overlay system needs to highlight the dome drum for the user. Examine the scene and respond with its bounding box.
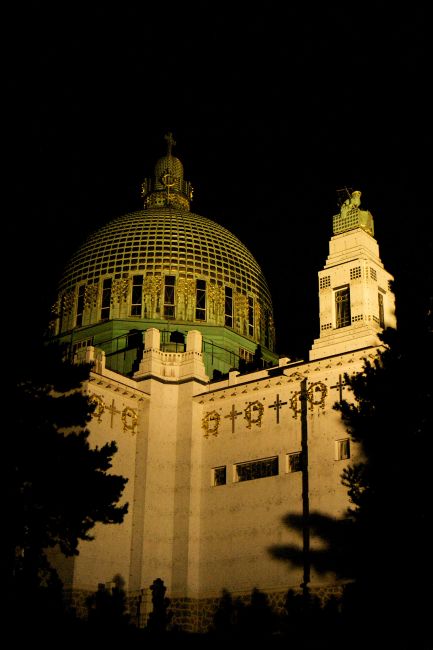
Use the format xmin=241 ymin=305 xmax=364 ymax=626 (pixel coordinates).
xmin=52 ymin=267 xmax=275 ymax=354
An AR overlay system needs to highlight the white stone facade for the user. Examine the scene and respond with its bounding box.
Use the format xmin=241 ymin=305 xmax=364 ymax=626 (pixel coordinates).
xmin=62 ymin=327 xmax=380 ymax=629
xmin=56 ymin=192 xmax=396 ymax=631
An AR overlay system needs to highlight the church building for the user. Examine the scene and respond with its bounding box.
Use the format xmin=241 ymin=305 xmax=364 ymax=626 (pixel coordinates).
xmin=50 ymin=134 xmax=396 ymax=631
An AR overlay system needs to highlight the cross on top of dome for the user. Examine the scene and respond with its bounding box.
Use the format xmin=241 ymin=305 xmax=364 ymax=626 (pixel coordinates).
xmin=164 ymin=132 xmax=176 ymax=156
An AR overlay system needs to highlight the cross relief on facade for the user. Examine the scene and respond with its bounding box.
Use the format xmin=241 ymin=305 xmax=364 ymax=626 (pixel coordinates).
xmin=268 ymin=394 xmax=288 ymax=423
xmin=330 ymin=374 xmax=347 ymax=403
xmin=89 ymin=394 xmax=138 ymax=434
xmin=224 ymin=404 xmax=242 ymax=433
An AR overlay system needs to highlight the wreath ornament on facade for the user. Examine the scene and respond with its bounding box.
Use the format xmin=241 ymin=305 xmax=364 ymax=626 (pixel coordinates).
xmin=121 ymin=406 xmax=138 ymax=434
xmin=244 ymin=400 xmax=264 ymax=429
xmin=90 ymin=393 xmax=105 ymax=423
xmin=202 ymin=410 xmax=221 ymax=438
xmin=289 ymin=381 xmax=328 ymax=419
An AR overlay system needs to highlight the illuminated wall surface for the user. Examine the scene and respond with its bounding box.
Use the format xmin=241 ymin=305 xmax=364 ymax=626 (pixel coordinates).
xmin=50 ymin=142 xmax=396 ymax=631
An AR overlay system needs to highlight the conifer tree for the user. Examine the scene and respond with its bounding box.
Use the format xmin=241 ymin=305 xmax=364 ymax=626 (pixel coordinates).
xmin=334 ymin=315 xmax=432 ymax=643
xmin=7 ymin=340 xmax=128 ymax=626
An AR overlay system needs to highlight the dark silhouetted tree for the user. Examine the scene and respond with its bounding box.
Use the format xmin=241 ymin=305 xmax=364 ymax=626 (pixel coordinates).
xmin=7 ymin=340 xmax=128 ymax=630
xmin=269 ymin=294 xmax=432 ymax=646
xmin=333 ymin=322 xmax=433 ymax=644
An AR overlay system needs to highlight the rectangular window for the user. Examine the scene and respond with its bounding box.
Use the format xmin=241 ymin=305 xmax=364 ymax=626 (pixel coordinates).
xmin=335 ymin=285 xmax=351 ymax=328
xmin=225 ymin=286 xmax=233 ymax=327
xmin=378 ymin=292 xmax=384 ymax=328
xmin=195 ymin=279 xmax=206 ymax=320
xmin=350 ymin=266 xmax=362 ymax=280
xmin=234 ymin=456 xmax=278 ymax=483
xmin=239 ymin=347 xmax=254 ymax=363
xmin=72 ymin=338 xmax=93 ymax=355
xmin=248 ymin=296 xmax=254 ymax=337
xmin=335 ymin=439 xmax=350 ymax=461
xmin=163 ymin=275 xmax=176 ymax=318
xmin=212 ymin=466 xmax=226 ymax=486
xmin=76 ymin=284 xmax=85 ymax=327
xmin=131 ymin=274 xmax=143 ymax=316
xmin=287 ymin=451 xmax=303 ymax=473
xmin=101 ymin=278 xmax=112 ymax=320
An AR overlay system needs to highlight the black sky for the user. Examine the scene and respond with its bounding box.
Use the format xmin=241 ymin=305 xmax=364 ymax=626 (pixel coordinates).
xmin=7 ymin=3 xmax=432 ymax=359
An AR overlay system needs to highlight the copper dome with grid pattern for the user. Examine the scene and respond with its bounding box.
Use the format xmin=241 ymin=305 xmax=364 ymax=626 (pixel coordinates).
xmin=54 ymin=138 xmax=275 ymax=350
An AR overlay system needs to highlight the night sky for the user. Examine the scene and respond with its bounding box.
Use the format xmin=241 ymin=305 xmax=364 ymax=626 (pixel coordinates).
xmin=8 ymin=3 xmax=432 ymax=359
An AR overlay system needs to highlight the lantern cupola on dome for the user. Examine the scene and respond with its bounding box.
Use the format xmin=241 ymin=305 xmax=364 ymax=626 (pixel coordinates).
xmin=141 ymin=132 xmax=193 ymax=211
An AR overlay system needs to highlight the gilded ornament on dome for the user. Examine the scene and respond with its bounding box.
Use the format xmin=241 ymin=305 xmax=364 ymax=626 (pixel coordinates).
xmin=208 ymin=283 xmax=224 ymax=309
xmin=50 ymin=299 xmax=61 ymax=319
xmin=140 ymin=179 xmax=150 ymax=198
xmin=112 ymin=278 xmax=129 ymax=304
xmin=84 ymin=284 xmax=99 ymax=309
xmin=143 ymin=276 xmax=162 ymax=297
xmin=177 ymin=277 xmax=195 ymax=298
xmin=161 ymin=171 xmax=176 ymax=188
xmin=63 ymin=289 xmax=75 ymax=315
xmin=234 ymin=293 xmax=249 ymax=318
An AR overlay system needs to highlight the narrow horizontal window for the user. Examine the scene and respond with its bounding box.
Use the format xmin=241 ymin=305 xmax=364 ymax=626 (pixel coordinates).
xmin=234 ymin=456 xmax=278 ymax=483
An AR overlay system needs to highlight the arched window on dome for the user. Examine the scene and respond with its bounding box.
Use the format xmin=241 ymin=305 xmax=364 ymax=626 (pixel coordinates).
xmin=264 ymin=309 xmax=270 ymax=348
xmin=225 ymin=287 xmax=233 ymax=327
xmin=76 ymin=284 xmax=85 ymax=327
xmin=195 ymin=279 xmax=206 ymax=321
xmin=248 ymin=296 xmax=254 ymax=337
xmin=101 ymin=278 xmax=112 ymax=321
xmin=163 ymin=275 xmax=176 ymax=318
xmin=131 ymin=275 xmax=143 ymax=316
